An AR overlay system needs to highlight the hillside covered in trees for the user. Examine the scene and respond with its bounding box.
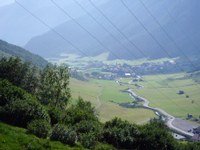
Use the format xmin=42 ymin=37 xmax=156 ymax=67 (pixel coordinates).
xmin=0 ymin=39 xmax=48 ymax=68
xmin=0 ymin=57 xmax=200 ymax=150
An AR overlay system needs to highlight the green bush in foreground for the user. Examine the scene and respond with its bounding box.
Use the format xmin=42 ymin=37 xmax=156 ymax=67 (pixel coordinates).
xmin=48 ymin=107 xmax=63 ymax=126
xmin=74 ymin=120 xmax=103 ymax=148
xmin=63 ymin=97 xmax=98 ymax=125
xmin=0 ymin=78 xmax=33 ymax=106
xmin=102 ymin=118 xmax=140 ymax=149
xmin=27 ymin=119 xmax=51 ymax=138
xmin=0 ymin=79 xmax=50 ymax=127
xmin=50 ymin=124 xmax=77 ymax=146
xmin=138 ymin=119 xmax=177 ymax=150
xmin=79 ymin=133 xmax=97 ymax=149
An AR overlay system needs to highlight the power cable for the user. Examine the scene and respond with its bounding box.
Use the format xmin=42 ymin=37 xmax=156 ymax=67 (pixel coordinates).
xmin=89 ymin=0 xmax=200 ymax=111
xmin=120 ymin=0 xmax=200 ymax=109
xmin=139 ymin=0 xmax=200 ymax=71
xmin=15 ymin=0 xmax=196 ymax=114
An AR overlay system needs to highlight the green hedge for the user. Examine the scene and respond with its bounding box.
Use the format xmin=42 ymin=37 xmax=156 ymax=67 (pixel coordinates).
xmin=50 ymin=124 xmax=77 ymax=146
xmin=27 ymin=119 xmax=51 ymax=138
xmin=0 ymin=79 xmax=50 ymax=127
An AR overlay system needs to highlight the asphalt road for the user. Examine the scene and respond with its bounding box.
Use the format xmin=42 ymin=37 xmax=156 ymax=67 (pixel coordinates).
xmin=127 ymin=89 xmax=194 ymax=138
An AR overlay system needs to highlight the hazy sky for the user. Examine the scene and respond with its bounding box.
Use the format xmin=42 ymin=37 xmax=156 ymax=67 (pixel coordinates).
xmin=0 ymin=0 xmax=14 ymax=7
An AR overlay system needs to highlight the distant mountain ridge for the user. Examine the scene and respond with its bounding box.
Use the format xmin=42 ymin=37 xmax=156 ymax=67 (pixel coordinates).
xmin=25 ymin=0 xmax=200 ymax=60
xmin=1 ymin=0 xmax=200 ymax=60
xmin=0 ymin=0 xmax=91 ymax=46
xmin=0 ymin=39 xmax=48 ymax=68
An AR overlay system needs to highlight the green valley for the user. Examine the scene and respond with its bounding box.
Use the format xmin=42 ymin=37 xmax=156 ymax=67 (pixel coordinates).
xmin=1 ymin=0 xmax=200 ymax=148
xmin=70 ymin=78 xmax=156 ymax=123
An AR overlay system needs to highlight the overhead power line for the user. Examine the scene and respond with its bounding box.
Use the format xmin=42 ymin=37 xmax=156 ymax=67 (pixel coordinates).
xmin=73 ymin=0 xmax=136 ymax=58
xmin=120 ymin=0 xmax=200 ymax=89
xmin=120 ymin=0 xmax=200 ymax=109
xmin=14 ymin=0 xmax=88 ymax=57
xmin=164 ymin=3 xmax=200 ymax=56
xmin=15 ymin=0 xmax=199 ymax=112
xmin=88 ymin=0 xmax=199 ymax=112
xmin=51 ymin=0 xmax=122 ymax=59
xmin=139 ymin=0 xmax=199 ymax=71
xmin=14 ymin=0 xmax=163 ymax=110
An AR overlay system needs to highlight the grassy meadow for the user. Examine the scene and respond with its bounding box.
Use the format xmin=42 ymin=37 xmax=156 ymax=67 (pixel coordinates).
xmin=122 ymin=73 xmax=200 ymax=119
xmin=70 ymin=78 xmax=156 ymax=124
xmin=61 ymin=54 xmax=200 ymax=123
xmin=70 ymin=71 xmax=200 ymax=123
xmin=69 ymin=78 xmax=102 ymax=106
xmin=97 ymin=101 xmax=155 ymax=124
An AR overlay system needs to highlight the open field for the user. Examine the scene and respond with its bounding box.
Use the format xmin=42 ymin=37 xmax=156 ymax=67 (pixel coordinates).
xmin=98 ymin=101 xmax=155 ymax=124
xmin=123 ymin=73 xmax=200 ymax=119
xmin=70 ymin=78 xmax=156 ymax=124
xmin=70 ymin=70 xmax=200 ymax=123
xmin=91 ymin=79 xmax=132 ymax=103
xmin=69 ymin=78 xmax=102 ymax=106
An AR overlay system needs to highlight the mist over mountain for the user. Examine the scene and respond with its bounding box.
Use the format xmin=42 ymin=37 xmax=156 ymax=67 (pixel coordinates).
xmin=0 ymin=0 xmax=86 ymax=46
xmin=1 ymin=0 xmax=200 ymax=59
xmin=25 ymin=0 xmax=200 ymax=60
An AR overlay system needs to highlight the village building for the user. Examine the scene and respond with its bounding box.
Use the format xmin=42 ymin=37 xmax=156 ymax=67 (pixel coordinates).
xmin=125 ymin=73 xmax=131 ymax=77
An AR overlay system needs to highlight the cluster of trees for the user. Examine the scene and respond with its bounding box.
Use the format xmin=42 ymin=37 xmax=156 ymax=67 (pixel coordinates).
xmin=0 ymin=57 xmax=200 ymax=149
xmin=0 ymin=57 xmax=71 ymax=108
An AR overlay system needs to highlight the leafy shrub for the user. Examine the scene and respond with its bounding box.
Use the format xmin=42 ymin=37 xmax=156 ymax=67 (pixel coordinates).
xmin=177 ymin=142 xmax=200 ymax=150
xmin=50 ymin=124 xmax=77 ymax=146
xmin=48 ymin=107 xmax=62 ymax=125
xmin=139 ymin=119 xmax=177 ymax=150
xmin=27 ymin=120 xmax=51 ymax=138
xmin=0 ymin=79 xmax=32 ymax=106
xmin=0 ymin=79 xmax=50 ymax=127
xmin=70 ymin=120 xmax=102 ymax=148
xmin=0 ymin=99 xmax=50 ymax=128
xmin=102 ymin=118 xmax=140 ymax=149
xmin=62 ymin=98 xmax=102 ymax=148
xmin=63 ymin=98 xmax=98 ymax=125
xmin=75 ymin=120 xmax=102 ymax=134
xmin=74 ymin=120 xmax=103 ymax=148
xmin=79 ymin=133 xmax=97 ymax=149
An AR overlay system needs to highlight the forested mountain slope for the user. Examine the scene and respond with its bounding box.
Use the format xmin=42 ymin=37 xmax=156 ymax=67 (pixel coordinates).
xmin=0 ymin=39 xmax=48 ymax=68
